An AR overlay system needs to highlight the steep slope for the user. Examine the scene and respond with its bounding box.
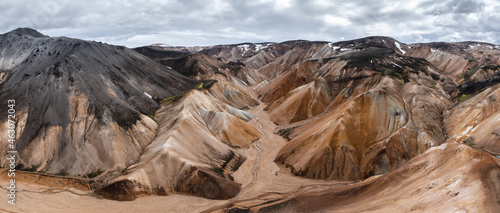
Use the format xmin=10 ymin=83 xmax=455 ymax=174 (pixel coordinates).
xmin=445 ymin=84 xmax=500 ymax=155
xmin=95 ymin=90 xmax=260 ymax=200
xmin=227 ymin=142 xmax=500 ymax=212
xmin=154 ymin=52 xmax=262 ymax=109
xmin=407 ymin=41 xmax=500 ymax=81
xmin=0 ymin=28 xmax=200 ymax=177
xmin=255 ymin=37 xmax=411 ymax=103
xmin=271 ymin=47 xmax=454 ymax=180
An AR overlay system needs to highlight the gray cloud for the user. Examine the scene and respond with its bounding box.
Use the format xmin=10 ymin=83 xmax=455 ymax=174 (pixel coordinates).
xmin=429 ymin=0 xmax=485 ymax=15
xmin=0 ymin=0 xmax=498 ymax=47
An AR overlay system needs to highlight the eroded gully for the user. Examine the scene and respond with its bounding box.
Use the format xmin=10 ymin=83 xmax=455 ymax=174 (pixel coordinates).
xmin=201 ymin=90 xmax=264 ymax=212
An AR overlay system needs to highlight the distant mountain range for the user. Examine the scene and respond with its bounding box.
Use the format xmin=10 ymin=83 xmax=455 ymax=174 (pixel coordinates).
xmin=1 ymin=28 xmax=499 ymax=212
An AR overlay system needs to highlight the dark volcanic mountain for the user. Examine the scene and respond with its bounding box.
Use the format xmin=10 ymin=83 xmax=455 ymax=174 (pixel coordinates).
xmin=0 ymin=28 xmax=260 ymax=201
xmin=0 ymin=28 xmax=199 ymax=176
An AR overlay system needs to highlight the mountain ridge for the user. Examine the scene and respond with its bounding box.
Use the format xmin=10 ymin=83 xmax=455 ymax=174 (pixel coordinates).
xmin=0 ymin=28 xmax=499 ymax=212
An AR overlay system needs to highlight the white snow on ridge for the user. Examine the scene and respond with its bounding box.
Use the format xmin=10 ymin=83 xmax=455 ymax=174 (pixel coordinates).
xmin=144 ymin=92 xmax=152 ymax=99
xmin=151 ymin=43 xmax=171 ymax=48
xmin=238 ymin=44 xmax=250 ymax=56
xmin=255 ymin=44 xmax=269 ymax=51
xmin=395 ymin=42 xmax=406 ymax=54
xmin=340 ymin=48 xmax=348 ymax=51
xmin=328 ymin=43 xmax=341 ymax=50
xmin=431 ymin=48 xmax=437 ymax=54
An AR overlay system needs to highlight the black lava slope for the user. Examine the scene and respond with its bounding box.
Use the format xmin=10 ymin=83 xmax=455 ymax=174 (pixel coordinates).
xmin=0 ymin=28 xmax=200 ymax=176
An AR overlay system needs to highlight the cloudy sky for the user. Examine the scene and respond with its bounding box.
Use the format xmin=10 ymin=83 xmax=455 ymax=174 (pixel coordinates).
xmin=1 ymin=0 xmax=499 ymax=47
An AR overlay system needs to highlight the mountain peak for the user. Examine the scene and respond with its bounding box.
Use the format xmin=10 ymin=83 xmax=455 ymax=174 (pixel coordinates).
xmin=5 ymin=27 xmax=46 ymax=38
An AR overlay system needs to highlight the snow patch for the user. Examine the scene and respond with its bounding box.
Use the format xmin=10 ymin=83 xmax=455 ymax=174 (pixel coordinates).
xmin=431 ymin=48 xmax=437 ymax=54
xmin=238 ymin=44 xmax=250 ymax=56
xmin=340 ymin=48 xmax=349 ymax=51
xmin=394 ymin=42 xmax=406 ymax=54
xmin=329 ymin=43 xmax=341 ymax=50
xmin=382 ymin=39 xmax=386 ymax=43
xmin=457 ymin=126 xmax=474 ymax=138
xmin=391 ymin=61 xmax=402 ymax=68
xmin=429 ymin=143 xmax=447 ymax=151
xmin=255 ymin=44 xmax=269 ymax=51
xmin=144 ymin=92 xmax=152 ymax=99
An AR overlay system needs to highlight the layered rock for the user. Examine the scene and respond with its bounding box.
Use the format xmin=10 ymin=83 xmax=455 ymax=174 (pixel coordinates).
xmin=95 ymin=90 xmax=260 ymax=200
xmin=270 ymin=47 xmax=454 ymax=180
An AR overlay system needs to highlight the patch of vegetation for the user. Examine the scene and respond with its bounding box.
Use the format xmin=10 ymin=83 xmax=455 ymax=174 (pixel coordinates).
xmin=159 ymin=95 xmax=183 ymax=104
xmin=457 ymin=68 xmax=478 ymax=82
xmin=199 ymin=79 xmax=217 ymax=89
xmin=458 ymin=93 xmax=471 ymax=102
xmin=463 ymin=137 xmax=475 ymax=147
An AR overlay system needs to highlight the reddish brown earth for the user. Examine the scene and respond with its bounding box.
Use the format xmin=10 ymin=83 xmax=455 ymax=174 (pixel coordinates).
xmin=1 ymin=29 xmax=499 ymax=212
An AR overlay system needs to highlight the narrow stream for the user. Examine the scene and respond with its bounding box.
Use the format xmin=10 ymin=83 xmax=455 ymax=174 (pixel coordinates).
xmin=232 ymin=91 xmax=264 ymax=199
xmin=201 ymin=91 xmax=264 ymax=213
